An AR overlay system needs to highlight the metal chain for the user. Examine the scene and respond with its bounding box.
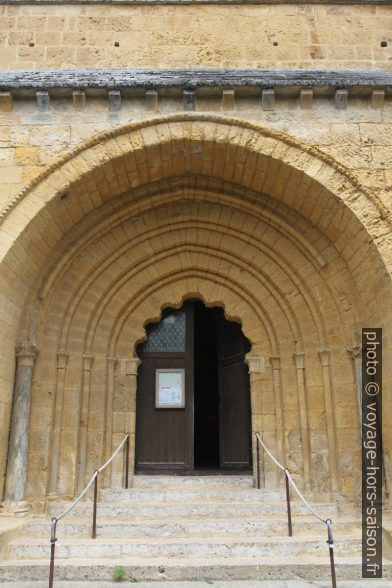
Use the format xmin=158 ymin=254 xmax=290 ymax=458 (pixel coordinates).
xmin=54 ymin=433 xmax=129 ymax=523
xmin=97 ymin=434 xmax=129 ymax=473
xmin=255 ymin=433 xmax=285 ymax=472
xmin=256 ymin=432 xmax=334 ymax=548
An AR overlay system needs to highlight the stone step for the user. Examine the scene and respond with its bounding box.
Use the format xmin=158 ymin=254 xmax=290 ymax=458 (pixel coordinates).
xmin=48 ymin=499 xmax=341 ymax=519
xmin=24 ymin=516 xmax=359 ymax=539
xmin=133 ymin=475 xmax=254 ymax=489
xmin=10 ymin=535 xmax=362 ymax=559
xmin=2 ymin=556 xmax=386 ymax=583
xmin=99 ymin=488 xmax=288 ymax=502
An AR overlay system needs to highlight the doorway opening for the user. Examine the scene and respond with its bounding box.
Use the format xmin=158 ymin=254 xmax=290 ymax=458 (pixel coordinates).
xmin=194 ymin=302 xmax=220 ymax=470
xmin=135 ymin=300 xmax=252 ymax=473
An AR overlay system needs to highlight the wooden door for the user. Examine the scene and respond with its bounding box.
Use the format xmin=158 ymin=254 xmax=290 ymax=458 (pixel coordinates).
xmin=135 ymin=302 xmax=252 ymax=473
xmin=218 ymin=319 xmax=252 ymax=470
xmin=135 ymin=305 xmax=194 ymax=471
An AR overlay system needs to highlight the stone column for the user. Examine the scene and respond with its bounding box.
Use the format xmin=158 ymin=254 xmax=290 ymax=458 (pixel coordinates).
xmin=270 ymin=355 xmax=285 ymax=464
xmin=293 ymin=351 xmax=311 ymax=489
xmin=124 ymin=358 xmax=140 ymax=488
xmin=76 ymin=354 xmax=94 ymax=492
xmin=103 ymin=356 xmax=117 ymax=488
xmin=318 ymin=349 xmax=339 ymax=492
xmin=47 ymin=351 xmax=69 ymax=498
xmin=2 ymin=343 xmax=38 ymax=515
xmin=246 ymin=356 xmax=266 ymax=487
xmin=347 ymin=344 xmax=362 ymax=429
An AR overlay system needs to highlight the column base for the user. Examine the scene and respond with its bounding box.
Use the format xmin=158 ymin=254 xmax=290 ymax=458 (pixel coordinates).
xmin=0 ymin=499 xmax=30 ymax=517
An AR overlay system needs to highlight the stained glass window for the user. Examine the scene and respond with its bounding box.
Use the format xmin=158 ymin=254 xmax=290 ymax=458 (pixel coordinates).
xmin=143 ymin=311 xmax=186 ymax=352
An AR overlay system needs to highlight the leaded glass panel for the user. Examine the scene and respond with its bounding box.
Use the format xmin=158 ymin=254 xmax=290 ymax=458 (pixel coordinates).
xmin=143 ymin=311 xmax=186 ymax=352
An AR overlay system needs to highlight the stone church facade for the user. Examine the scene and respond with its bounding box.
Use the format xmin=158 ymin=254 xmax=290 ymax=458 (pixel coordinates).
xmin=0 ymin=1 xmax=391 ymax=522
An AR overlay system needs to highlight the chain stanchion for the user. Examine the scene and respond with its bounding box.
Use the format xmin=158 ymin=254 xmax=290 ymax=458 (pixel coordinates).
xmin=125 ymin=433 xmax=130 ymax=489
xmin=92 ymin=470 xmax=98 ymax=539
xmin=284 ymin=468 xmax=293 ymax=537
xmin=327 ymin=519 xmax=337 ymax=588
xmin=256 ymin=433 xmax=260 ymax=489
xmin=255 ymin=432 xmax=337 ymax=588
xmin=48 ymin=433 xmax=130 ymax=587
xmin=48 ymin=517 xmax=57 ymax=588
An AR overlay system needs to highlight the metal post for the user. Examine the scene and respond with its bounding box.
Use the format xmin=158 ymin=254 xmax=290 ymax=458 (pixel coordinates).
xmin=284 ymin=469 xmax=293 ymax=537
xmin=256 ymin=434 xmax=260 ymax=489
xmin=125 ymin=433 xmax=130 ymax=489
xmin=48 ymin=517 xmax=57 ymax=588
xmin=326 ymin=519 xmax=337 ymax=588
xmin=92 ymin=471 xmax=98 ymax=539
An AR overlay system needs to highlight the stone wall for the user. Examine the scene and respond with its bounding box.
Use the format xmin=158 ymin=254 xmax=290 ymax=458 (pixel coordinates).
xmin=0 ymin=92 xmax=391 ymax=212
xmin=0 ymin=4 xmax=391 ymax=70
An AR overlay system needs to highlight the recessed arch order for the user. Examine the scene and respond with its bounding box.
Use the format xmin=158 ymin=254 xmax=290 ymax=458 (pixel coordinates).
xmin=1 ymin=113 xmax=391 ymax=504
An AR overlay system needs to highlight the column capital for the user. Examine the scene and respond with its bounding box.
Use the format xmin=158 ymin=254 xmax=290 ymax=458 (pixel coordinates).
xmin=293 ymin=351 xmax=305 ymax=370
xmin=82 ymin=354 xmax=94 ymax=371
xmin=245 ymin=356 xmax=265 ymax=374
xmin=15 ymin=343 xmax=38 ymax=366
xmin=318 ymin=348 xmax=331 ymax=367
xmin=56 ymin=351 xmax=69 ymax=369
xmin=347 ymin=344 xmax=362 ymax=360
xmin=107 ymin=356 xmax=118 ymax=367
xmin=124 ymin=358 xmax=140 ymax=376
xmin=269 ymin=355 xmax=281 ymax=370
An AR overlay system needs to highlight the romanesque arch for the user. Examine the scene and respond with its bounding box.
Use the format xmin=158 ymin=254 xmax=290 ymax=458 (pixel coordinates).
xmin=1 ymin=115 xmax=391 ymax=510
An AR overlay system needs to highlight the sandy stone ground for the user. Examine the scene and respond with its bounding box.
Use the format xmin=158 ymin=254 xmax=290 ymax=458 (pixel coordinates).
xmin=0 ymin=581 xmax=391 ymax=587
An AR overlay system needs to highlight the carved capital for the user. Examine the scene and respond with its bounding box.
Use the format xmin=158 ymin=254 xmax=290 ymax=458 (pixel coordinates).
xmin=82 ymin=354 xmax=94 ymax=372
xmin=15 ymin=343 xmax=38 ymax=367
xmin=318 ymin=348 xmax=331 ymax=368
xmin=107 ymin=356 xmax=118 ymax=368
xmin=56 ymin=351 xmax=69 ymax=369
xmin=246 ymin=356 xmax=265 ymax=374
xmin=124 ymin=358 xmax=140 ymax=376
xmin=269 ymin=355 xmax=281 ymax=370
xmin=293 ymin=351 xmax=305 ymax=370
xmin=347 ymin=344 xmax=362 ymax=361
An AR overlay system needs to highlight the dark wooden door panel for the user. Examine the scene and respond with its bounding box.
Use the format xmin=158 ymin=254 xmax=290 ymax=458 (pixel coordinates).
xmin=135 ymin=304 xmax=194 ymax=472
xmin=135 ymin=357 xmax=191 ymax=470
xmin=219 ymin=360 xmax=252 ymax=469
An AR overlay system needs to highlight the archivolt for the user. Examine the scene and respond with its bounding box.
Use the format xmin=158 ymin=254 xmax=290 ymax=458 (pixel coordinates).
xmin=36 ymin=190 xmax=344 ymax=352
xmin=0 ymin=113 xmax=389 ymax=225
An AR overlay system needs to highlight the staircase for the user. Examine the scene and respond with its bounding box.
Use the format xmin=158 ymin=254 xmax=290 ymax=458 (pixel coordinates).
xmin=0 ymin=475 xmax=391 ymax=583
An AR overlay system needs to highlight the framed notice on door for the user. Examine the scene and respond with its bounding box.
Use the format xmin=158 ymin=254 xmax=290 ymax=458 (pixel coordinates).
xmin=155 ymin=369 xmax=185 ymax=408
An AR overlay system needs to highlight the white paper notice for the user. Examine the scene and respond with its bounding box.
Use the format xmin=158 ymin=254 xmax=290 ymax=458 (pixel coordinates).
xmin=157 ymin=371 xmax=184 ymax=407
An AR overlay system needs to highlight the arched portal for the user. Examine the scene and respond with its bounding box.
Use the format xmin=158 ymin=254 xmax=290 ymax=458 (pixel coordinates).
xmin=135 ymin=300 xmax=252 ymax=473
xmin=0 ymin=115 xmax=391 ymax=511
